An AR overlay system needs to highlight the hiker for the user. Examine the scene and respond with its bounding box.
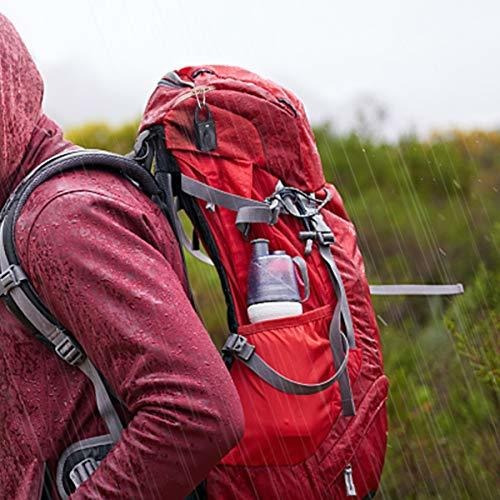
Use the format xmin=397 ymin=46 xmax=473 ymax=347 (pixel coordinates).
xmin=0 ymin=13 xmax=244 ymax=499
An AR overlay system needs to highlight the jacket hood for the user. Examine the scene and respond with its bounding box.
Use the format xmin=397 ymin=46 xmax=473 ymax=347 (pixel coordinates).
xmin=0 ymin=14 xmax=71 ymax=206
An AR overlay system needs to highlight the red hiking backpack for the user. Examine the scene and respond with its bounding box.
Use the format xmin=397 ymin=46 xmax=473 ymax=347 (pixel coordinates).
xmin=0 ymin=65 xmax=463 ymax=498
xmin=135 ymin=65 xmax=389 ymax=499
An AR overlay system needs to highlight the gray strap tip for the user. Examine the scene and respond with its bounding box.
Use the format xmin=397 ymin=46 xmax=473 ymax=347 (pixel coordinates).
xmin=370 ymin=283 xmax=465 ymax=296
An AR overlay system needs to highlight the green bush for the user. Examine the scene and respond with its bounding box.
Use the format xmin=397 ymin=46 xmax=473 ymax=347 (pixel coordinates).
xmin=445 ymin=223 xmax=499 ymax=394
xmin=66 ymin=120 xmax=140 ymax=155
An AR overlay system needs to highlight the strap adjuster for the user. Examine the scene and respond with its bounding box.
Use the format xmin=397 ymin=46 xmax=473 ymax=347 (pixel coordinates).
xmin=0 ymin=265 xmax=26 ymax=296
xmin=299 ymin=229 xmax=335 ymax=255
xmin=317 ymin=230 xmax=335 ymax=245
xmin=299 ymin=230 xmax=335 ymax=245
xmin=69 ymin=457 xmax=99 ymax=488
xmin=55 ymin=336 xmax=85 ymax=366
xmin=299 ymin=213 xmax=335 ymax=254
xmin=222 ymin=334 xmax=255 ymax=361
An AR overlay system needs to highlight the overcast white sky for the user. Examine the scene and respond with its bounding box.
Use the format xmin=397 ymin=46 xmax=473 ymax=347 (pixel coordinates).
xmin=3 ymin=0 xmax=499 ymax=138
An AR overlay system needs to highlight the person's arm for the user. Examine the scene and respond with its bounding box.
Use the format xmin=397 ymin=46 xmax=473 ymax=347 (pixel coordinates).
xmin=19 ymin=186 xmax=244 ymax=499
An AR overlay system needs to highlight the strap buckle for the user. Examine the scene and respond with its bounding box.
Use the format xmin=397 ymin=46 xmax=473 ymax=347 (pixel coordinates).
xmin=299 ymin=229 xmax=335 ymax=245
xmin=268 ymin=199 xmax=281 ymax=225
xmin=129 ymin=129 xmax=151 ymax=161
xmin=55 ymin=335 xmax=85 ymax=366
xmin=222 ymin=334 xmax=255 ymax=361
xmin=299 ymin=228 xmax=335 ymax=255
xmin=299 ymin=213 xmax=335 ymax=254
xmin=0 ymin=265 xmax=26 ymax=296
xmin=69 ymin=457 xmax=99 ymax=489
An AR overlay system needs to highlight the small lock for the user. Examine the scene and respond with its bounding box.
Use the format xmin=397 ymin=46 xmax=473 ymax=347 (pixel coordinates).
xmin=194 ymin=105 xmax=217 ymax=152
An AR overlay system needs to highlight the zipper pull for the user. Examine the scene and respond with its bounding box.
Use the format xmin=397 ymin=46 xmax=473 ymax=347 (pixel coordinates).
xmin=344 ymin=464 xmax=357 ymax=497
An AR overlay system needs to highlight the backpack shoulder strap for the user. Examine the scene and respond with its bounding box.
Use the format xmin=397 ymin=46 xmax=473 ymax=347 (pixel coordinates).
xmin=0 ymin=149 xmax=162 ymax=443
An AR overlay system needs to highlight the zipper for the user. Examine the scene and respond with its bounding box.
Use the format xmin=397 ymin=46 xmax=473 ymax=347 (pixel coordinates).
xmin=277 ymin=97 xmax=298 ymax=117
xmin=158 ymin=71 xmax=297 ymax=118
xmin=189 ymin=70 xmax=297 ymax=118
xmin=192 ymin=68 xmax=216 ymax=78
xmin=344 ymin=464 xmax=357 ymax=496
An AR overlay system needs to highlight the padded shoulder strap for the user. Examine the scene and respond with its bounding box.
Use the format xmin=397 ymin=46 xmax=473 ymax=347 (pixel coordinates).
xmin=0 ymin=149 xmax=160 ymax=443
xmin=2 ymin=149 xmax=160 ymax=253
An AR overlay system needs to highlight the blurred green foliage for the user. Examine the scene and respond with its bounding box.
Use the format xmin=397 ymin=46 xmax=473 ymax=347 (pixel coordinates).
xmin=66 ymin=121 xmax=139 ymax=155
xmin=445 ymin=223 xmax=499 ymax=394
xmin=66 ymin=120 xmax=499 ymax=498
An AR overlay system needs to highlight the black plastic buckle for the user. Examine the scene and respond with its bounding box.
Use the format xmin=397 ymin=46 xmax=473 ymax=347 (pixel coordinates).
xmin=299 ymin=229 xmax=335 ymax=254
xmin=222 ymin=334 xmax=255 ymax=361
xmin=55 ymin=336 xmax=85 ymax=366
xmin=317 ymin=230 xmax=335 ymax=246
xmin=131 ymin=130 xmax=151 ymax=161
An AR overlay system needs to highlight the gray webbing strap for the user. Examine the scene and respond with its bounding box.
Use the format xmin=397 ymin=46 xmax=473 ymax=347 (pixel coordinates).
xmin=370 ymin=284 xmax=464 ymax=295
xmin=312 ymin=214 xmax=356 ymax=348
xmin=179 ymin=223 xmax=215 ymax=266
xmin=223 ymin=329 xmax=349 ymax=395
xmin=181 ymin=175 xmax=268 ymax=212
xmin=317 ymin=243 xmax=356 ymax=416
xmin=235 ymin=205 xmax=277 ymax=227
xmin=180 ymin=175 xmax=278 ymax=233
xmin=78 ymin=359 xmax=123 ymax=442
xmin=0 ymin=222 xmax=123 ymax=443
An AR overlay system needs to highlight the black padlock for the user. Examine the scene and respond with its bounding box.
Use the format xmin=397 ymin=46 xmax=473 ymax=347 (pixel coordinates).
xmin=194 ymin=105 xmax=217 ymax=152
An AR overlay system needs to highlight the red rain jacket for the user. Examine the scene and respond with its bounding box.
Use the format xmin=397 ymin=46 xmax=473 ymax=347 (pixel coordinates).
xmin=0 ymin=14 xmax=244 ymax=499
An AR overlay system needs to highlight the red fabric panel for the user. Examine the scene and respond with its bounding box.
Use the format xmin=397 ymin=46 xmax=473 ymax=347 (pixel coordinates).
xmin=208 ymin=376 xmax=388 ymax=499
xmin=224 ymin=306 xmax=363 ymax=465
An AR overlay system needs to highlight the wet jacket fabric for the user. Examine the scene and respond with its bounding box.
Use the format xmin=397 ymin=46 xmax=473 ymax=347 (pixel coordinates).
xmin=0 ymin=14 xmax=244 ymax=499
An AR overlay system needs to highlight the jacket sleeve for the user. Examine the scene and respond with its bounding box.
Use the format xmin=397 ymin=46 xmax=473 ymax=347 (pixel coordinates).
xmin=19 ymin=186 xmax=244 ymax=499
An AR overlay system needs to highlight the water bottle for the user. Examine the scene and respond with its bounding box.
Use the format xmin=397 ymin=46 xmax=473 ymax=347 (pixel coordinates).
xmin=247 ymin=239 xmax=309 ymax=323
